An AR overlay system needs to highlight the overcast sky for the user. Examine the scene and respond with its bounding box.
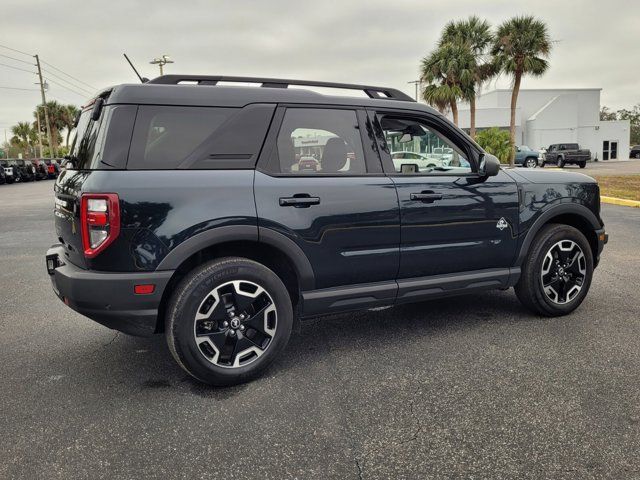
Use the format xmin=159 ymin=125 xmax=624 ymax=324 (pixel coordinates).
xmin=1 ymin=0 xmax=638 ymax=137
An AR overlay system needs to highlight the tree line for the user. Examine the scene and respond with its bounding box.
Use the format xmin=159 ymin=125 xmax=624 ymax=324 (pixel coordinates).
xmin=601 ymin=105 xmax=640 ymax=146
xmin=4 ymin=101 xmax=80 ymax=159
xmin=420 ymin=15 xmax=552 ymax=165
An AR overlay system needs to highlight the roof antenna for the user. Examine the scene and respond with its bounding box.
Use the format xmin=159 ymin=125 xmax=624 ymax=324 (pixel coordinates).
xmin=123 ymin=53 xmax=149 ymax=83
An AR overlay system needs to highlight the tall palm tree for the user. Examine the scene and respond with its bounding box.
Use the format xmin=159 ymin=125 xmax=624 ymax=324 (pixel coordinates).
xmin=62 ymin=104 xmax=80 ymax=147
xmin=492 ymin=15 xmax=552 ymax=166
xmin=440 ymin=16 xmax=494 ymax=139
xmin=421 ymin=42 xmax=475 ymax=125
xmin=34 ymin=100 xmax=66 ymax=156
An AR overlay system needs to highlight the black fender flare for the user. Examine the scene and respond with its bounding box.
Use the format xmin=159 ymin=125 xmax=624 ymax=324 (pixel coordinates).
xmin=515 ymin=203 xmax=601 ymax=266
xmin=156 ymin=225 xmax=315 ymax=290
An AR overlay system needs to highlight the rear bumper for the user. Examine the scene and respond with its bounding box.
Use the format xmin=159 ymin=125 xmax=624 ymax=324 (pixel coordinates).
xmin=46 ymin=245 xmax=174 ymax=336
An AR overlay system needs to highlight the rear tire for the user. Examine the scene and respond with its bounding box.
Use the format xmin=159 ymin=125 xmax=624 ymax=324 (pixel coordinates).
xmin=579 ymin=161 xmax=586 ymax=169
xmin=515 ymin=224 xmax=593 ymax=316
xmin=166 ymin=257 xmax=293 ymax=386
xmin=557 ymin=157 xmax=565 ymax=168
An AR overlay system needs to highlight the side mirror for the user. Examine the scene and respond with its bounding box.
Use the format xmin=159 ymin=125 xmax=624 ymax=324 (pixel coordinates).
xmin=479 ymin=153 xmax=500 ymax=177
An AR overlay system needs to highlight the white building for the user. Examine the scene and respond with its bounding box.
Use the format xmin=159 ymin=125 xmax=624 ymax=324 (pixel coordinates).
xmin=455 ymin=88 xmax=630 ymax=161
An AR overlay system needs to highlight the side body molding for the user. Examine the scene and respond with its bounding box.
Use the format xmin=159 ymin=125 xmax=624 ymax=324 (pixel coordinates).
xmin=155 ymin=225 xmax=315 ymax=291
xmin=515 ymin=203 xmax=602 ymax=266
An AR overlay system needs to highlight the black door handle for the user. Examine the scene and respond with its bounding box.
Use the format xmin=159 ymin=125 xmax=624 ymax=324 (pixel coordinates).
xmin=410 ymin=192 xmax=443 ymax=203
xmin=279 ymin=196 xmax=321 ymax=207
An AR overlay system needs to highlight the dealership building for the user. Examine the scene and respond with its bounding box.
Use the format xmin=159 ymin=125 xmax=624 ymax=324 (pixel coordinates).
xmin=455 ymin=88 xmax=630 ymax=161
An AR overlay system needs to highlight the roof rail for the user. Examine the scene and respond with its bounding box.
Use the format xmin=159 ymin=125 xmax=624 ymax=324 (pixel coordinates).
xmin=146 ymin=75 xmax=415 ymax=102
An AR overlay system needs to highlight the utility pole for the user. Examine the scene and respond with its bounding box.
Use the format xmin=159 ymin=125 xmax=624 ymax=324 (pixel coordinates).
xmin=34 ymin=54 xmax=54 ymax=158
xmin=408 ymin=80 xmax=422 ymax=101
xmin=34 ymin=109 xmax=43 ymax=158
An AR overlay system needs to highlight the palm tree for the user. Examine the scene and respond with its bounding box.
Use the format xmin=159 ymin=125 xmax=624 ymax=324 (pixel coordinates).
xmin=11 ymin=122 xmax=34 ymax=157
xmin=440 ymin=16 xmax=494 ymax=139
xmin=34 ymin=100 xmax=66 ymax=156
xmin=62 ymin=105 xmax=80 ymax=146
xmin=492 ymin=15 xmax=552 ymax=166
xmin=421 ymin=42 xmax=475 ymax=125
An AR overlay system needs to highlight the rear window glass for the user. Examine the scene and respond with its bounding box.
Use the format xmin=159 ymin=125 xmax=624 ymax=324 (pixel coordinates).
xmin=68 ymin=103 xmax=137 ymax=170
xmin=127 ymin=106 xmax=234 ymax=170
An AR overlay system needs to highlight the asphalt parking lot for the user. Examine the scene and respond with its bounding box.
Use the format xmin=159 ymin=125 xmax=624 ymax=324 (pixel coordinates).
xmin=1 ymin=179 xmax=639 ymax=479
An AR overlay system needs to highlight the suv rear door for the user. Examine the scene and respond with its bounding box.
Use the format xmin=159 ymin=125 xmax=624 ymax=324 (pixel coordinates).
xmin=255 ymin=106 xmax=400 ymax=311
xmin=370 ymin=110 xmax=519 ymax=298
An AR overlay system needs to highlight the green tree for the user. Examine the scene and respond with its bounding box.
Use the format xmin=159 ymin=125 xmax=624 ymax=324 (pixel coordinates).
xmin=440 ymin=16 xmax=494 ymax=139
xmin=492 ymin=15 xmax=552 ymax=166
xmin=10 ymin=121 xmax=35 ymax=158
xmin=475 ymin=127 xmax=512 ymax=163
xmin=421 ymin=42 xmax=475 ymax=125
xmin=34 ymin=100 xmax=66 ymax=156
xmin=618 ymin=105 xmax=640 ymax=146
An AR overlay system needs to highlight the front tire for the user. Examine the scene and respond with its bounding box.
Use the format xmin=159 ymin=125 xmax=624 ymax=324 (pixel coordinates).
xmin=579 ymin=161 xmax=586 ymax=168
xmin=515 ymin=224 xmax=593 ymax=316
xmin=525 ymin=157 xmax=538 ymax=168
xmin=557 ymin=157 xmax=565 ymax=168
xmin=166 ymin=257 xmax=293 ymax=386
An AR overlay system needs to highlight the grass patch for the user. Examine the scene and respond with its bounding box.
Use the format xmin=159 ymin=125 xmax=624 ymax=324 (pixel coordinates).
xmin=594 ymin=175 xmax=640 ymax=201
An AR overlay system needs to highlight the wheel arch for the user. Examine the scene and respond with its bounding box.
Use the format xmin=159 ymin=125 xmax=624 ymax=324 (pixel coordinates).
xmin=154 ymin=226 xmax=314 ymax=333
xmin=516 ymin=204 xmax=601 ymax=267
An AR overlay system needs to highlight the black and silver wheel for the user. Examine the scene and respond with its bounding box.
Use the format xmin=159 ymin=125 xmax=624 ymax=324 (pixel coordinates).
xmin=557 ymin=157 xmax=565 ymax=168
xmin=634 ymin=152 xmax=640 ymax=159
xmin=166 ymin=257 xmax=293 ymax=386
xmin=525 ymin=157 xmax=538 ymax=168
xmin=515 ymin=224 xmax=593 ymax=316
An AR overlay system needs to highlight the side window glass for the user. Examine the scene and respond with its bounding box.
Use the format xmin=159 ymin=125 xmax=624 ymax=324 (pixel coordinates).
xmin=380 ymin=117 xmax=471 ymax=174
xmin=276 ymin=108 xmax=366 ymax=174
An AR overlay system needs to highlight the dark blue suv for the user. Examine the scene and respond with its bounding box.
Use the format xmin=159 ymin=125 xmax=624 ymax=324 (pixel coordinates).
xmin=47 ymin=75 xmax=608 ymax=385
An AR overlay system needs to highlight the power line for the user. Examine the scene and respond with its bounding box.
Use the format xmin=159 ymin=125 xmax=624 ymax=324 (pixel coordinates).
xmin=40 ymin=59 xmax=96 ymax=90
xmin=0 ymin=86 xmax=39 ymax=91
xmin=44 ymin=77 xmax=89 ymax=98
xmin=0 ymin=62 xmax=37 ymax=74
xmin=0 ymin=43 xmax=33 ymax=57
xmin=41 ymin=68 xmax=94 ymax=95
xmin=0 ymin=53 xmax=35 ymax=66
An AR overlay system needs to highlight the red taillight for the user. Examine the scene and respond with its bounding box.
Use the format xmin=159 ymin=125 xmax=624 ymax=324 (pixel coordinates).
xmin=80 ymin=193 xmax=120 ymax=258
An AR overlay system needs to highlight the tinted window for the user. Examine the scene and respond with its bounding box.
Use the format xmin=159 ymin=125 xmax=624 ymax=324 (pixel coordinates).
xmin=275 ymin=108 xmax=366 ymax=174
xmin=70 ymin=107 xmax=111 ymax=170
xmin=380 ymin=116 xmax=472 ymax=175
xmin=128 ymin=106 xmax=234 ymax=170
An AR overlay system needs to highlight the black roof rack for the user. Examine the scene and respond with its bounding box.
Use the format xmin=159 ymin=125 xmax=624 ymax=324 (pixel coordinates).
xmin=146 ymin=75 xmax=415 ymax=102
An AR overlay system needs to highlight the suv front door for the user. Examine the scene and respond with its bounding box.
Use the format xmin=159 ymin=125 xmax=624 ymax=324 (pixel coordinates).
xmin=371 ymin=110 xmax=519 ymax=298
xmin=255 ymin=106 xmax=400 ymax=312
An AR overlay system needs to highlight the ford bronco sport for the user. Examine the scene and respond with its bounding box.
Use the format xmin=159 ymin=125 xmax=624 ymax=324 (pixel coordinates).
xmin=47 ymin=75 xmax=608 ymax=386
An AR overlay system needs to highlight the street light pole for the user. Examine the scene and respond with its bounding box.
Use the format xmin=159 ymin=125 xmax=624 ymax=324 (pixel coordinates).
xmin=150 ymin=55 xmax=174 ymax=76
xmin=34 ymin=54 xmax=54 ymax=158
xmin=408 ymin=80 xmax=422 ymax=101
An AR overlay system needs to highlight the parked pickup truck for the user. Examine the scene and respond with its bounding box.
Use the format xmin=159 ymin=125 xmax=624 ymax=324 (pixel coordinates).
xmin=541 ymin=143 xmax=591 ymax=168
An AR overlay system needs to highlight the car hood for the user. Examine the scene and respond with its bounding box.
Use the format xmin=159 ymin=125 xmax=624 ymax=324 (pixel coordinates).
xmin=506 ymin=168 xmax=596 ymax=184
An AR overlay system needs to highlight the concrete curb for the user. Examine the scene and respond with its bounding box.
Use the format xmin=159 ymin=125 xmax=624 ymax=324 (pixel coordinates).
xmin=600 ymin=196 xmax=640 ymax=208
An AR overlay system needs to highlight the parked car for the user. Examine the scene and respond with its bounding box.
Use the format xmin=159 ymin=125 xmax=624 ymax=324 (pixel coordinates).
xmin=31 ymin=159 xmax=49 ymax=180
xmin=46 ymin=74 xmax=607 ymax=386
xmin=297 ymin=156 xmax=320 ymax=172
xmin=43 ymin=159 xmax=61 ymax=179
xmin=515 ymin=145 xmax=540 ymax=168
xmin=391 ymin=151 xmax=443 ymax=171
xmin=0 ymin=165 xmax=5 ymax=185
xmin=1 ymin=160 xmax=14 ymax=184
xmin=541 ymin=143 xmax=591 ymax=168
xmin=5 ymin=159 xmax=35 ymax=182
xmin=630 ymin=145 xmax=640 ymax=159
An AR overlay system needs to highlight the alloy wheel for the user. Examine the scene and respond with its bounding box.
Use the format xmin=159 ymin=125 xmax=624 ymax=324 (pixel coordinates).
xmin=193 ymin=280 xmax=277 ymax=368
xmin=526 ymin=158 xmax=537 ymax=168
xmin=540 ymin=240 xmax=587 ymax=305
